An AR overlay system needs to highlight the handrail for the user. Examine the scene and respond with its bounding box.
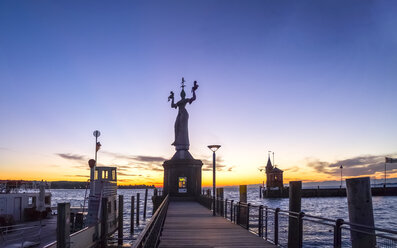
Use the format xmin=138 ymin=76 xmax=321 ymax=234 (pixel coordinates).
xmin=199 ymin=194 xmax=397 ymax=248
xmin=132 ymin=194 xmax=169 ymax=248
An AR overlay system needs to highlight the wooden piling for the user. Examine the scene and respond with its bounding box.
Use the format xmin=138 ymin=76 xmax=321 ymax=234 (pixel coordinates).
xmin=118 ymin=195 xmax=123 ymax=246
xmin=56 ymin=203 xmax=70 ymax=248
xmin=100 ymin=198 xmax=108 ymax=248
xmin=136 ymin=193 xmax=140 ymax=225
xmin=130 ymin=196 xmax=135 ymax=234
xmin=346 ymin=177 xmax=376 ymax=248
xmin=239 ymin=185 xmax=247 ymax=203
xmin=288 ymin=181 xmax=302 ymax=248
xmin=259 ymin=186 xmax=262 ymax=198
xmin=143 ymin=188 xmax=148 ymax=220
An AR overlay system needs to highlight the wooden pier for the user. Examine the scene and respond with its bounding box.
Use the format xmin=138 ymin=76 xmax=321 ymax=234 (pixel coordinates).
xmin=158 ymin=201 xmax=276 ymax=248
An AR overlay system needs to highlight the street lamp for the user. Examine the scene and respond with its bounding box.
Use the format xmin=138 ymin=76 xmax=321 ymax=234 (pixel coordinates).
xmin=340 ymin=165 xmax=343 ymax=188
xmin=208 ymin=145 xmax=221 ymax=216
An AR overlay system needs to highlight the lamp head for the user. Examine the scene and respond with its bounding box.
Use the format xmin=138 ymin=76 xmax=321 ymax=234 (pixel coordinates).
xmin=340 ymin=165 xmax=343 ymax=169
xmin=208 ymin=145 xmax=221 ymax=152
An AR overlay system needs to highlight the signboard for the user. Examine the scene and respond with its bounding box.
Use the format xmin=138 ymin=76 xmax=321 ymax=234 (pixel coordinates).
xmin=178 ymin=177 xmax=187 ymax=193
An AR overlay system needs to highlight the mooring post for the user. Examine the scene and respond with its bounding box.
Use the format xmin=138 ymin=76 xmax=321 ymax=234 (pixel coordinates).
xmin=143 ymin=188 xmax=148 ymax=220
xmin=136 ymin=193 xmax=140 ymax=225
xmin=288 ymin=181 xmax=302 ymax=248
xmin=346 ymin=177 xmax=376 ymax=248
xmin=130 ymin=196 xmax=135 ymax=234
xmin=239 ymin=185 xmax=247 ymax=203
xmin=259 ymin=186 xmax=262 ymax=198
xmin=100 ymin=198 xmax=108 ymax=248
xmin=118 ymin=195 xmax=123 ymax=246
xmin=57 ymin=203 xmax=70 ymax=248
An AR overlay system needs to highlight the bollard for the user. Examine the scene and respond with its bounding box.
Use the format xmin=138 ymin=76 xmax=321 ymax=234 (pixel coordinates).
xmin=239 ymin=185 xmax=247 ymax=203
xmin=130 ymin=196 xmax=135 ymax=234
xmin=143 ymin=188 xmax=148 ymax=220
xmin=346 ymin=177 xmax=376 ymax=248
xmin=118 ymin=195 xmax=123 ymax=246
xmin=57 ymin=203 xmax=70 ymax=248
xmin=136 ymin=193 xmax=140 ymax=225
xmin=288 ymin=181 xmax=302 ymax=248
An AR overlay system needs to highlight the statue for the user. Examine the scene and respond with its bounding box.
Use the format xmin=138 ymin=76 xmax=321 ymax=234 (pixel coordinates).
xmin=168 ymin=77 xmax=199 ymax=151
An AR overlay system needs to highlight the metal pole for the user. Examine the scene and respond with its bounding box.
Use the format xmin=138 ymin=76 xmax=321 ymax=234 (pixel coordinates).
xmin=341 ymin=167 xmax=342 ymax=188
xmin=384 ymin=162 xmax=386 ymax=187
xmin=213 ymin=151 xmax=216 ymax=216
xmin=273 ymin=152 xmax=275 ymax=167
xmin=93 ymin=135 xmax=98 ymax=195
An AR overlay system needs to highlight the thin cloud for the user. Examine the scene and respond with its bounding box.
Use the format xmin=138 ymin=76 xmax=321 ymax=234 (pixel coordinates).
xmin=101 ymin=151 xmax=166 ymax=163
xmin=306 ymin=153 xmax=397 ymax=177
xmin=57 ymin=153 xmax=86 ymax=161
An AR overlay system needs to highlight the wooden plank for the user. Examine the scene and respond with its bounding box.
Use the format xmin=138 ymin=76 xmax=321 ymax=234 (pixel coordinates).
xmin=158 ymin=201 xmax=276 ymax=248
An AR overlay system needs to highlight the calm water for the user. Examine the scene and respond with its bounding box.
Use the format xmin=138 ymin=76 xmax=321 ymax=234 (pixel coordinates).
xmin=49 ymin=186 xmax=397 ymax=247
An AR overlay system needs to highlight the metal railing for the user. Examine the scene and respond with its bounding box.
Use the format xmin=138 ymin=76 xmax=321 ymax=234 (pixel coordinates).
xmin=199 ymin=195 xmax=397 ymax=248
xmin=0 ymin=222 xmax=43 ymax=247
xmin=132 ymin=194 xmax=169 ymax=248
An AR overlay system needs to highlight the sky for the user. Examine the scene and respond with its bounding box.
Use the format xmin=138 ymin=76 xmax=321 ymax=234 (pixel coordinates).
xmin=1 ymin=0 xmax=397 ymax=186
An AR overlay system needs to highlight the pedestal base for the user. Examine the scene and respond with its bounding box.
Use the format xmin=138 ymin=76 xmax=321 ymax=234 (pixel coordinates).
xmin=163 ymin=157 xmax=203 ymax=197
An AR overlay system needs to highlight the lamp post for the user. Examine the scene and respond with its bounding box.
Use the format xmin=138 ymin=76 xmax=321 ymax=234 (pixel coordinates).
xmin=208 ymin=145 xmax=221 ymax=216
xmin=340 ymin=165 xmax=343 ymax=188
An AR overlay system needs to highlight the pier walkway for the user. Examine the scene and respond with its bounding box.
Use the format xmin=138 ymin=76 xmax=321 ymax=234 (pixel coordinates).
xmin=158 ymin=201 xmax=276 ymax=248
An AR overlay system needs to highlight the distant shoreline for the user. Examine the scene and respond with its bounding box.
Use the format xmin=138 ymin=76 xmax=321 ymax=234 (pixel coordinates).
xmin=48 ymin=181 xmax=155 ymax=189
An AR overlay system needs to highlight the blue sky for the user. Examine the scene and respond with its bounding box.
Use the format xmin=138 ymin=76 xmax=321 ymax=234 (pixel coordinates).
xmin=0 ymin=1 xmax=396 ymax=184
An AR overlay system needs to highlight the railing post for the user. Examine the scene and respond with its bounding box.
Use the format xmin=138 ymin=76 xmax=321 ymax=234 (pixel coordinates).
xmin=237 ymin=202 xmax=241 ymax=225
xmin=274 ymin=208 xmax=280 ymax=246
xmin=118 ymin=195 xmax=123 ymax=246
xmin=265 ymin=206 xmax=268 ymax=240
xmin=224 ymin=199 xmax=228 ymax=218
xmin=334 ymin=218 xmax=344 ymax=248
xmin=259 ymin=205 xmax=263 ymax=237
xmin=230 ymin=199 xmax=232 ymax=220
xmin=246 ymin=203 xmax=250 ymax=230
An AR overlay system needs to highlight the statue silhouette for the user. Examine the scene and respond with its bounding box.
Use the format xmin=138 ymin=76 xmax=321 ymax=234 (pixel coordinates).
xmin=168 ymin=78 xmax=198 ymax=151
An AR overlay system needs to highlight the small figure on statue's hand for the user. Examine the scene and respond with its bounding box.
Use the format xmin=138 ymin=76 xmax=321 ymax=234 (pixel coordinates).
xmin=168 ymin=91 xmax=174 ymax=102
xmin=192 ymin=81 xmax=198 ymax=92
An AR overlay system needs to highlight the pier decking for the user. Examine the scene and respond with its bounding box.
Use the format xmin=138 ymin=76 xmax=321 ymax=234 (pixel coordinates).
xmin=159 ymin=201 xmax=276 ymax=248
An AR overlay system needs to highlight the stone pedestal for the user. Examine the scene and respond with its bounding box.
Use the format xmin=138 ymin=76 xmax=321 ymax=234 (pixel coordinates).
xmin=163 ymin=150 xmax=203 ymax=197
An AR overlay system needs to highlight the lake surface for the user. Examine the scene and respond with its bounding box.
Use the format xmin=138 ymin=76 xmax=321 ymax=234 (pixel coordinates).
xmin=49 ymin=186 xmax=397 ymax=247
